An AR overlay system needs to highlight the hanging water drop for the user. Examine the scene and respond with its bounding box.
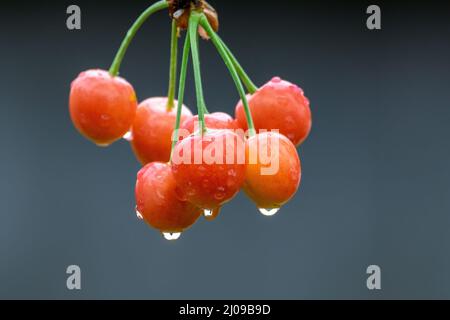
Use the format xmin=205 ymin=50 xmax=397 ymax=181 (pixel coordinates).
xmin=204 ymin=209 xmax=213 ymax=217
xmin=204 ymin=207 xmax=221 ymax=221
xmin=123 ymin=131 xmax=133 ymax=142
xmin=259 ymin=208 xmax=280 ymax=217
xmin=136 ymin=211 xmax=144 ymax=220
xmin=162 ymin=232 xmax=182 ymax=241
xmin=95 ymin=142 xmax=110 ymax=148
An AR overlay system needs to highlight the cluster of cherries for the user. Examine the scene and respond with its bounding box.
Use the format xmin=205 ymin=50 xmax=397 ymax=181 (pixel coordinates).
xmin=69 ymin=0 xmax=312 ymax=240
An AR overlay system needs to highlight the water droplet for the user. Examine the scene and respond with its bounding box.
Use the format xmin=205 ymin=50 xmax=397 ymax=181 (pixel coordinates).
xmin=304 ymin=96 xmax=310 ymax=106
xmin=162 ymin=232 xmax=182 ymax=241
xmin=204 ymin=208 xmax=221 ymax=221
xmin=202 ymin=179 xmax=210 ymax=189
xmin=215 ymin=194 xmax=225 ymax=201
xmin=123 ymin=131 xmax=133 ymax=142
xmin=186 ymin=188 xmax=197 ymax=197
xmin=156 ymin=190 xmax=166 ymax=200
xmin=174 ymin=9 xmax=184 ymax=19
xmin=95 ymin=142 xmax=110 ymax=148
xmin=214 ymin=187 xmax=226 ymax=201
xmin=228 ymin=169 xmax=237 ymax=177
xmin=135 ymin=207 xmax=144 ymax=220
xmin=271 ymin=77 xmax=282 ymax=83
xmin=204 ymin=209 xmax=213 ymax=217
xmin=259 ymin=208 xmax=280 ymax=217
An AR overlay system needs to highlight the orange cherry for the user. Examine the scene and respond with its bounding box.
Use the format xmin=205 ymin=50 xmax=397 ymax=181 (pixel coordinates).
xmin=244 ymin=132 xmax=301 ymax=215
xmin=135 ymin=162 xmax=202 ymax=239
xmin=69 ymin=69 xmax=138 ymax=146
xmin=171 ymin=130 xmax=246 ymax=211
xmin=235 ymin=77 xmax=312 ymax=146
xmin=130 ymin=97 xmax=193 ymax=164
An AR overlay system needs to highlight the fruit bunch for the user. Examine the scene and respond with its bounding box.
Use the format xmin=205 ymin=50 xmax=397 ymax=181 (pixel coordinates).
xmin=69 ymin=0 xmax=312 ymax=241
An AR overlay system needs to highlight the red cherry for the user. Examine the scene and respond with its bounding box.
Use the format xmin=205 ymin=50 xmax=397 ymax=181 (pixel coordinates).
xmin=181 ymin=112 xmax=237 ymax=134
xmin=130 ymin=97 xmax=193 ymax=164
xmin=171 ymin=130 xmax=246 ymax=211
xmin=244 ymin=132 xmax=301 ymax=212
xmin=235 ymin=77 xmax=312 ymax=146
xmin=135 ymin=162 xmax=202 ymax=235
xmin=69 ymin=69 xmax=137 ymax=146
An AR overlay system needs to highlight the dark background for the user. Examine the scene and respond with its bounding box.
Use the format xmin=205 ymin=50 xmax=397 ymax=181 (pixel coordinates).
xmin=0 ymin=0 xmax=449 ymax=299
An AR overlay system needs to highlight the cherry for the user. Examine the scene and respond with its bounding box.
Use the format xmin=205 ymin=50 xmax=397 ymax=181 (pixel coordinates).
xmin=69 ymin=69 xmax=138 ymax=147
xmin=244 ymin=132 xmax=301 ymax=212
xmin=235 ymin=77 xmax=312 ymax=146
xmin=180 ymin=112 xmax=237 ymax=134
xmin=135 ymin=162 xmax=202 ymax=236
xmin=171 ymin=130 xmax=246 ymax=211
xmin=130 ymin=97 xmax=193 ymax=164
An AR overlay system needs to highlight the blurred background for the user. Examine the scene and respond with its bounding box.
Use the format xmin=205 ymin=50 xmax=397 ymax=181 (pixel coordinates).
xmin=0 ymin=0 xmax=450 ymax=299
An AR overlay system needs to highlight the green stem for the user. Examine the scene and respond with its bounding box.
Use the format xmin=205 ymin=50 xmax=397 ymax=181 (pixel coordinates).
xmin=166 ymin=20 xmax=179 ymax=110
xmin=170 ymin=32 xmax=191 ymax=161
xmin=109 ymin=0 xmax=169 ymax=77
xmin=217 ymin=37 xmax=258 ymax=94
xmin=189 ymin=12 xmax=207 ymax=134
xmin=199 ymin=15 xmax=256 ymax=136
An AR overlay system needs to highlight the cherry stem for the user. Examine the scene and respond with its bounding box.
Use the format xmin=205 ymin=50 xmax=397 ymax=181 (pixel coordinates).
xmin=166 ymin=20 xmax=179 ymax=110
xmin=199 ymin=15 xmax=256 ymax=136
xmin=109 ymin=0 xmax=169 ymax=77
xmin=170 ymin=32 xmax=191 ymax=162
xmin=189 ymin=11 xmax=207 ymax=135
xmin=216 ymin=37 xmax=258 ymax=94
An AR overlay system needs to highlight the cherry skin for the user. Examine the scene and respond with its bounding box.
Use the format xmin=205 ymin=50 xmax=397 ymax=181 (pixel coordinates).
xmin=181 ymin=112 xmax=237 ymax=134
xmin=235 ymin=77 xmax=312 ymax=146
xmin=69 ymin=69 xmax=138 ymax=146
xmin=244 ymin=132 xmax=301 ymax=210
xmin=135 ymin=162 xmax=202 ymax=234
xmin=130 ymin=97 xmax=193 ymax=165
xmin=171 ymin=130 xmax=246 ymax=211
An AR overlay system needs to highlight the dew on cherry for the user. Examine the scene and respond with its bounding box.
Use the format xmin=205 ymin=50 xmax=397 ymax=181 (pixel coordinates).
xmin=228 ymin=169 xmax=237 ymax=177
xmin=201 ymin=179 xmax=210 ymax=189
xmin=204 ymin=209 xmax=213 ymax=217
xmin=214 ymin=187 xmax=226 ymax=201
xmin=135 ymin=207 xmax=144 ymax=220
xmin=156 ymin=189 xmax=166 ymax=200
xmin=95 ymin=142 xmax=110 ymax=148
xmin=162 ymin=232 xmax=182 ymax=241
xmin=271 ymin=77 xmax=282 ymax=83
xmin=123 ymin=131 xmax=133 ymax=142
xmin=259 ymin=208 xmax=280 ymax=217
xmin=214 ymin=193 xmax=225 ymax=201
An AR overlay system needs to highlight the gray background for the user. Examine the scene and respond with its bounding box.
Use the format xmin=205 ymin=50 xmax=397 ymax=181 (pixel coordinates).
xmin=1 ymin=0 xmax=450 ymax=299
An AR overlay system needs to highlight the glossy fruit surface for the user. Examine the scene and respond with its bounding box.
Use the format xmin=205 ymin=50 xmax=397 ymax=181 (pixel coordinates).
xmin=131 ymin=97 xmax=193 ymax=164
xmin=135 ymin=162 xmax=202 ymax=233
xmin=172 ymin=130 xmax=246 ymax=210
xmin=69 ymin=69 xmax=137 ymax=146
xmin=244 ymin=132 xmax=301 ymax=210
xmin=181 ymin=112 xmax=237 ymax=134
xmin=235 ymin=77 xmax=312 ymax=146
